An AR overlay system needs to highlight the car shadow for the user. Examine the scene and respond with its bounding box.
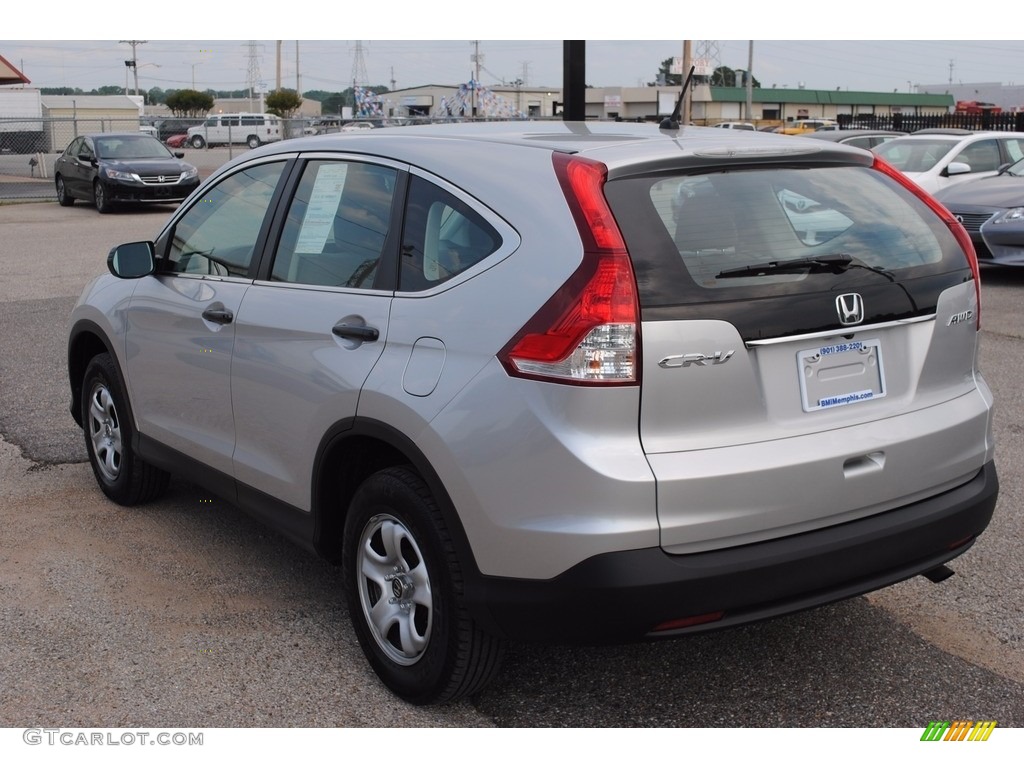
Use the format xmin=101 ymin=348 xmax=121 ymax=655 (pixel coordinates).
xmin=473 ymin=598 xmax=1024 ymax=726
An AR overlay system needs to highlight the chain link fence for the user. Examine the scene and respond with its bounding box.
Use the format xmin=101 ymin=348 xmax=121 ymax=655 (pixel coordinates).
xmin=0 ymin=117 xmax=314 ymax=199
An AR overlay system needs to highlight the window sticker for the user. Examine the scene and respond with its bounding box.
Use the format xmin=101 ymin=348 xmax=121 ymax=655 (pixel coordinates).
xmin=295 ymin=164 xmax=349 ymax=253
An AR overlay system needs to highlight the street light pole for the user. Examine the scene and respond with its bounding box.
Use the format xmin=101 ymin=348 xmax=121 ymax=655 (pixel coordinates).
xmin=119 ymin=40 xmax=147 ymax=96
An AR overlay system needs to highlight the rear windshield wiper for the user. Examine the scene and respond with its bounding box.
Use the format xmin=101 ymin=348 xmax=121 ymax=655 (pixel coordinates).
xmin=716 ymin=254 xmax=853 ymax=279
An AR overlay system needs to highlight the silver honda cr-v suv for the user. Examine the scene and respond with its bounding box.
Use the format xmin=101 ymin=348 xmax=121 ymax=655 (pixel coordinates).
xmin=68 ymin=121 xmax=998 ymax=704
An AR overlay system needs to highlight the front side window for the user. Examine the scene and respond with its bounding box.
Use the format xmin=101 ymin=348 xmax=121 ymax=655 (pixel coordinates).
xmin=953 ymin=139 xmax=1000 ymax=172
xmin=164 ymin=161 xmax=287 ymax=277
xmin=271 ymin=160 xmax=397 ymax=288
xmin=399 ymin=176 xmax=501 ymax=291
xmin=875 ymin=139 xmax=957 ymax=173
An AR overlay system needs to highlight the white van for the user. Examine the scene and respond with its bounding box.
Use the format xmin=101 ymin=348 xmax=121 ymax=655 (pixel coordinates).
xmin=186 ymin=113 xmax=282 ymax=149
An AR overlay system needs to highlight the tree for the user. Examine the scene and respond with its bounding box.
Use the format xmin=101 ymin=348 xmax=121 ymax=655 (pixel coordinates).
xmin=649 ymin=60 xmax=762 ymax=89
xmin=265 ymin=88 xmax=303 ymax=117
xmin=651 ymin=58 xmax=682 ymax=87
xmin=711 ymin=66 xmax=761 ymax=89
xmin=165 ymin=89 xmax=214 ymax=117
xmin=303 ymin=89 xmax=347 ymax=114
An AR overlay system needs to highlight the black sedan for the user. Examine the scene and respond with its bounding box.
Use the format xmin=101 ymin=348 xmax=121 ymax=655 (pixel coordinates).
xmin=934 ymin=158 xmax=1024 ymax=266
xmin=54 ymin=133 xmax=200 ymax=213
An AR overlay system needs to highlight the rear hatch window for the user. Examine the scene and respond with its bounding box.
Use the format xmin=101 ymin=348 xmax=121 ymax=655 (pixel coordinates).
xmin=605 ymin=164 xmax=973 ymax=340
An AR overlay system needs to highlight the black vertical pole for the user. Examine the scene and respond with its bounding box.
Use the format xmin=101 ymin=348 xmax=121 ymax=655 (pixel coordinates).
xmin=563 ymin=41 xmax=586 ymax=121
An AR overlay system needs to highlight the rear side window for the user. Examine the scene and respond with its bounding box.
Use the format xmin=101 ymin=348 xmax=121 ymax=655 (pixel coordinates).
xmin=606 ymin=164 xmax=969 ymax=309
xmin=1003 ymin=138 xmax=1024 ymax=163
xmin=398 ymin=176 xmax=501 ymax=291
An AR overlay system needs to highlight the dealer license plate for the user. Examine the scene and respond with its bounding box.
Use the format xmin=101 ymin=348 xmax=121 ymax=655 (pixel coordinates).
xmin=797 ymin=339 xmax=886 ymax=412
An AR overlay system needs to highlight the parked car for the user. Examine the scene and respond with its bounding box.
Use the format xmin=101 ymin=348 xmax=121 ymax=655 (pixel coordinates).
xmin=153 ymin=119 xmax=198 ymax=143
xmin=934 ymin=157 xmax=1024 ymax=265
xmin=164 ymin=134 xmax=189 ymax=149
xmin=54 ymin=133 xmax=200 ymax=213
xmin=307 ymin=116 xmax=344 ymax=135
xmin=340 ymin=121 xmax=377 ymax=132
xmin=874 ymin=131 xmax=1024 ymax=194
xmin=186 ymin=113 xmax=283 ymax=149
xmin=912 ymin=128 xmax=974 ymax=136
xmin=802 ymin=129 xmax=906 ymax=150
xmin=68 ymin=122 xmax=997 ymax=704
xmin=711 ymin=122 xmax=755 ymax=130
xmin=780 ymin=118 xmax=838 ymax=135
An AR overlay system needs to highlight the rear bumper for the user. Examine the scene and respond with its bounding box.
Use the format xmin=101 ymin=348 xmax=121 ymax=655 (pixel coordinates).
xmin=468 ymin=460 xmax=998 ymax=644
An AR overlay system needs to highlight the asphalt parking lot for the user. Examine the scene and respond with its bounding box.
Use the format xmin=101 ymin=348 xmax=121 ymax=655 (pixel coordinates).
xmin=0 ymin=199 xmax=1022 ymax=729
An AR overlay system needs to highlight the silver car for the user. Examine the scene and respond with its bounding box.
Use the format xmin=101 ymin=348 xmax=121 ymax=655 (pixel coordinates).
xmin=68 ymin=122 xmax=998 ymax=704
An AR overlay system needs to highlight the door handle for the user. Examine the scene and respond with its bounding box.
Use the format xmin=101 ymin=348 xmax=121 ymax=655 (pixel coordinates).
xmin=332 ymin=323 xmax=379 ymax=342
xmin=202 ymin=308 xmax=234 ymax=325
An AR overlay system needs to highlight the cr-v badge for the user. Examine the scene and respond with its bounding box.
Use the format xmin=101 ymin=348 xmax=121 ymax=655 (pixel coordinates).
xmin=836 ymin=293 xmax=865 ymax=325
xmin=658 ymin=351 xmax=735 ymax=368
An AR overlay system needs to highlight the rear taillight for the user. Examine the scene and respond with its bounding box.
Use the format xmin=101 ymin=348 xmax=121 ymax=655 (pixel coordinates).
xmin=498 ymin=154 xmax=640 ymax=385
xmin=872 ymin=155 xmax=981 ymax=328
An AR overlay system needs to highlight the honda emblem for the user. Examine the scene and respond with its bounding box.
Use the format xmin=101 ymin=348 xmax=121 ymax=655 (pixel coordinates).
xmin=836 ymin=293 xmax=864 ymax=326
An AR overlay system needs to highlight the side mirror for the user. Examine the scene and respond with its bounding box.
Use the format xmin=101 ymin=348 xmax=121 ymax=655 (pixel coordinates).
xmin=944 ymin=161 xmax=972 ymax=177
xmin=173 ymin=151 xmax=185 ymax=159
xmin=107 ymin=241 xmax=156 ymax=278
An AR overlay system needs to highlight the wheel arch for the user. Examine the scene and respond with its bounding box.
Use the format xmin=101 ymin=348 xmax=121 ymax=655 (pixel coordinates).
xmin=67 ymin=320 xmax=118 ymax=427
xmin=311 ymin=417 xmax=480 ymax=579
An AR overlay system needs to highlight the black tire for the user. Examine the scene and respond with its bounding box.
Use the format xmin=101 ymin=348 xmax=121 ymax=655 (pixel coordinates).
xmin=246 ymin=135 xmax=261 ymax=149
xmin=191 ymin=135 xmax=206 ymax=149
xmin=93 ymin=180 xmax=113 ymax=214
xmin=343 ymin=466 xmax=505 ymax=704
xmin=55 ymin=175 xmax=74 ymax=206
xmin=81 ymin=353 xmax=170 ymax=506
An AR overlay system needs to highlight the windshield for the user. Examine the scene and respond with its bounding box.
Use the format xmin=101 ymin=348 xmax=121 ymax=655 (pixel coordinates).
xmin=95 ymin=135 xmax=174 ymax=160
xmin=874 ymin=138 xmax=958 ymax=173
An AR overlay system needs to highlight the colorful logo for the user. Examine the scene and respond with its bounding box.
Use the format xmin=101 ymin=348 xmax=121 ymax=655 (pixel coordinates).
xmin=921 ymin=721 xmax=997 ymax=741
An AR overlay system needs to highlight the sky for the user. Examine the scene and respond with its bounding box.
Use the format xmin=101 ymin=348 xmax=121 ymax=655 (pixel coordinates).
xmin=2 ymin=7 xmax=1020 ymax=96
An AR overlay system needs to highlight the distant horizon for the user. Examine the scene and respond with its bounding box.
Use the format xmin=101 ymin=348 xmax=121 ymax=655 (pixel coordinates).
xmin=3 ymin=40 xmax=1023 ymax=99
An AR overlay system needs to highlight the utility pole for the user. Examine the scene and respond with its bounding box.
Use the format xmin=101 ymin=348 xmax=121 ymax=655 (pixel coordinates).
xmin=746 ymin=40 xmax=754 ymax=122
xmin=120 ymin=40 xmax=147 ymax=96
xmin=470 ymin=41 xmax=482 ymax=117
xmin=276 ymin=40 xmax=282 ymax=91
xmin=295 ymin=41 xmax=300 ymax=94
xmin=681 ymin=40 xmax=692 ymax=124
